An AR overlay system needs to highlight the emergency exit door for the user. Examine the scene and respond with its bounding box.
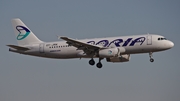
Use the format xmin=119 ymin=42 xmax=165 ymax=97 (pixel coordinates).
xmin=39 ymin=43 xmax=44 ymax=53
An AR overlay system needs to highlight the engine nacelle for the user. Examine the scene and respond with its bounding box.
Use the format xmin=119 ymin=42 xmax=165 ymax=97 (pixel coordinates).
xmin=106 ymin=54 xmax=130 ymax=62
xmin=98 ymin=48 xmax=119 ymax=58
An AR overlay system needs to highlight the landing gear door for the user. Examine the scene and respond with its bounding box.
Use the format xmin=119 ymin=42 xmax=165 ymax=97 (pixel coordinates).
xmin=147 ymin=35 xmax=152 ymax=45
xmin=39 ymin=43 xmax=44 ymax=53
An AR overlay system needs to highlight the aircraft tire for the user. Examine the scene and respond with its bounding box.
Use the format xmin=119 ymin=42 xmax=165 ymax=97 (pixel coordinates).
xmin=89 ymin=59 xmax=95 ymax=66
xmin=150 ymin=58 xmax=154 ymax=62
xmin=96 ymin=62 xmax=102 ymax=68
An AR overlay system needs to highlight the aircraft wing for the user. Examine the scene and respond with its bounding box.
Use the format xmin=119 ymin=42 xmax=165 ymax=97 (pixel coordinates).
xmin=60 ymin=36 xmax=105 ymax=54
xmin=7 ymin=45 xmax=30 ymax=51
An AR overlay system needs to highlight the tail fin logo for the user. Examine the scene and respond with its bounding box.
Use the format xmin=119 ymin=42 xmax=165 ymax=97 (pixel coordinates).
xmin=16 ymin=26 xmax=30 ymax=40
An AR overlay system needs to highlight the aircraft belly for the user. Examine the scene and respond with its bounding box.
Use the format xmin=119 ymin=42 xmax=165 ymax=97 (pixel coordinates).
xmin=44 ymin=48 xmax=78 ymax=59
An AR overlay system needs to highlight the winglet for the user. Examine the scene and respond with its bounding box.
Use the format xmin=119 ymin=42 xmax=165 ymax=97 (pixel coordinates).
xmin=56 ymin=35 xmax=68 ymax=40
xmin=60 ymin=36 xmax=69 ymax=40
xmin=56 ymin=35 xmax=61 ymax=39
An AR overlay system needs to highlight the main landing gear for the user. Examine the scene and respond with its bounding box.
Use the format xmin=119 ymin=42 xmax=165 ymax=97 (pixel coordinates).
xmin=88 ymin=58 xmax=103 ymax=68
xmin=89 ymin=58 xmax=95 ymax=66
xmin=96 ymin=58 xmax=103 ymax=68
xmin=149 ymin=52 xmax=154 ymax=62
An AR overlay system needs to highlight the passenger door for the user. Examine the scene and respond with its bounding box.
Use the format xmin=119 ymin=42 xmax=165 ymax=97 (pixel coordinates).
xmin=147 ymin=35 xmax=152 ymax=45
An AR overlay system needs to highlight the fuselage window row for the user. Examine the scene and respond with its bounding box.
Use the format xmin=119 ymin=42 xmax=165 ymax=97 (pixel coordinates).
xmin=49 ymin=45 xmax=70 ymax=48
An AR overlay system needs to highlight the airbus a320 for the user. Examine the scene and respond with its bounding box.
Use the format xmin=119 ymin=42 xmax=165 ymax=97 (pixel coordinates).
xmin=7 ymin=18 xmax=174 ymax=68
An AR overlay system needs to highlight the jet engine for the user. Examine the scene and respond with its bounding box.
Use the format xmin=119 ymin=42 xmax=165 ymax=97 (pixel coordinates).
xmin=98 ymin=48 xmax=119 ymax=58
xmin=98 ymin=47 xmax=126 ymax=58
xmin=106 ymin=54 xmax=130 ymax=62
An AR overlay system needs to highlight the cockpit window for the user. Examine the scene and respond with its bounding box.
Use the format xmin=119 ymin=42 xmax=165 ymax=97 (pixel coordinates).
xmin=158 ymin=37 xmax=167 ymax=41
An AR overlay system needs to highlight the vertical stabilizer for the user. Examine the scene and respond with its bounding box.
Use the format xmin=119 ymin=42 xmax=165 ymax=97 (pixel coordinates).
xmin=12 ymin=18 xmax=43 ymax=45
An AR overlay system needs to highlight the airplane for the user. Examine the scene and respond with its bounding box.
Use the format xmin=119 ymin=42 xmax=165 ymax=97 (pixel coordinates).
xmin=7 ymin=18 xmax=174 ymax=68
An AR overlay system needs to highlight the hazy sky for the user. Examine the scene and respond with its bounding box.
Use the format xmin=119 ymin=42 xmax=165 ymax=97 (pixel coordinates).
xmin=0 ymin=0 xmax=180 ymax=101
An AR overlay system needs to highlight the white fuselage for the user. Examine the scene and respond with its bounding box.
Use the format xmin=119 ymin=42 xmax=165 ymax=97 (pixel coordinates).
xmin=9 ymin=34 xmax=174 ymax=59
xmin=9 ymin=18 xmax=175 ymax=68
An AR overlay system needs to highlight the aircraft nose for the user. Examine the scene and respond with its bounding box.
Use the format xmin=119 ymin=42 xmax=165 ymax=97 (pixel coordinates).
xmin=168 ymin=41 xmax=174 ymax=48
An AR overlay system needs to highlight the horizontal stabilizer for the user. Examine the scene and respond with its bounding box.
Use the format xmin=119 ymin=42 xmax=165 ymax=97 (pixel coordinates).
xmin=7 ymin=45 xmax=30 ymax=51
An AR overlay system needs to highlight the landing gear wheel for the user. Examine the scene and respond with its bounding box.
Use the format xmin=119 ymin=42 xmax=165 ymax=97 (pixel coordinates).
xmin=150 ymin=58 xmax=154 ymax=62
xmin=149 ymin=52 xmax=154 ymax=63
xmin=96 ymin=62 xmax=102 ymax=68
xmin=89 ymin=59 xmax=95 ymax=66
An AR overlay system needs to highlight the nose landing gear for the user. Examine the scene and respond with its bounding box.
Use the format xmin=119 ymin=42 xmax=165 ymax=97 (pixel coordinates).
xmin=149 ymin=52 xmax=154 ymax=62
xmin=150 ymin=58 xmax=154 ymax=62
